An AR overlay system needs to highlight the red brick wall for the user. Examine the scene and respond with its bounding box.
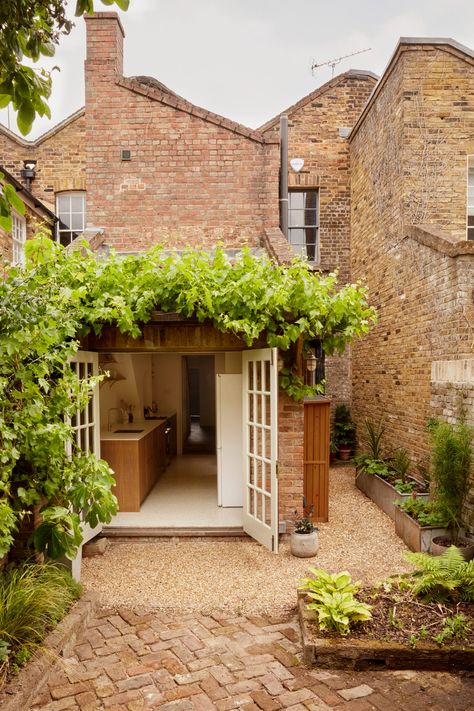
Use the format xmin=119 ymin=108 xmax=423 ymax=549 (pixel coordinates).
xmin=84 ymin=13 xmax=279 ymax=252
xmin=278 ymin=392 xmax=304 ymax=527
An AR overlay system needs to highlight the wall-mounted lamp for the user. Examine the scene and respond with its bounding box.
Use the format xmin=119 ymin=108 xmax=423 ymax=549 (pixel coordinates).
xmin=20 ymin=159 xmax=37 ymax=189
xmin=290 ymin=158 xmax=305 ymax=173
xmin=305 ymin=349 xmax=317 ymax=387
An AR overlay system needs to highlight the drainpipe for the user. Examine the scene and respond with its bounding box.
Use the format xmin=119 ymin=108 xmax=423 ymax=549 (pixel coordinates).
xmin=279 ymin=114 xmax=288 ymax=239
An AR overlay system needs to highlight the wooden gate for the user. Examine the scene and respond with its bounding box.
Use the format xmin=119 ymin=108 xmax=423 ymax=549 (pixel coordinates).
xmin=303 ymin=398 xmax=330 ymax=522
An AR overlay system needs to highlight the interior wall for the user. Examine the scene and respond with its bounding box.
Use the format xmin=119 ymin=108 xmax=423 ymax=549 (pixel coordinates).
xmin=99 ymin=353 xmax=152 ymax=429
xmin=152 ymin=354 xmax=183 ymax=454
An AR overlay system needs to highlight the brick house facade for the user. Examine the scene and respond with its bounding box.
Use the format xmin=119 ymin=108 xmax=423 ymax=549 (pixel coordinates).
xmin=350 ymin=39 xmax=474 ymax=529
xmin=1 ymin=16 xmax=473 ymax=533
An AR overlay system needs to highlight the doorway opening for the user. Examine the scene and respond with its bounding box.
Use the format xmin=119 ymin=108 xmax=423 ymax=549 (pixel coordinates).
xmin=182 ymin=356 xmax=216 ymax=454
xmin=99 ymin=351 xmax=244 ymax=531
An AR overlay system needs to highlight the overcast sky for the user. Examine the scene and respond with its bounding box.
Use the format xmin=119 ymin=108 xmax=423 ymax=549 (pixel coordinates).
xmin=2 ymin=0 xmax=474 ymax=139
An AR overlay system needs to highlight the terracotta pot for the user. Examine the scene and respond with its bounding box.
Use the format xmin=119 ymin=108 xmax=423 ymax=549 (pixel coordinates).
xmin=430 ymin=535 xmax=474 ymax=560
xmin=290 ymin=531 xmax=319 ymax=558
xmin=338 ymin=447 xmax=351 ymax=461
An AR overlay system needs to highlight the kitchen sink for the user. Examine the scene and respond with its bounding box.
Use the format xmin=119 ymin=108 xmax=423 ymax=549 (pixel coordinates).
xmin=113 ymin=428 xmax=144 ymax=433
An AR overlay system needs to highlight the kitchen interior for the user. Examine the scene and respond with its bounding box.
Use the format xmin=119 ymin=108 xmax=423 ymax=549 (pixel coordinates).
xmin=99 ymin=351 xmax=244 ymax=530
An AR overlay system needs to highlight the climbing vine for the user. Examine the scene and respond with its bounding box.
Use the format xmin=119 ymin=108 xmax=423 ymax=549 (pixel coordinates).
xmin=0 ymin=232 xmax=376 ymax=559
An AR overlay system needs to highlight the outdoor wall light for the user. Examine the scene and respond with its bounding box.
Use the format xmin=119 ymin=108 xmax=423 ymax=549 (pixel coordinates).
xmin=290 ymin=158 xmax=304 ymax=173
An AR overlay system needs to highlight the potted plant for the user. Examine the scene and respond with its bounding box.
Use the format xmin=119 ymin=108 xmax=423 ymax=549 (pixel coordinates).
xmin=427 ymin=418 xmax=474 ymax=556
xmin=290 ymin=505 xmax=319 ymax=558
xmin=333 ymin=405 xmax=356 ymax=460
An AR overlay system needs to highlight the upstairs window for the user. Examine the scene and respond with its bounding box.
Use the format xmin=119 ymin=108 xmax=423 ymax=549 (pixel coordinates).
xmin=56 ymin=192 xmax=86 ymax=247
xmin=288 ymin=189 xmax=319 ymax=262
xmin=12 ymin=213 xmax=26 ymax=266
xmin=468 ymin=159 xmax=474 ymax=241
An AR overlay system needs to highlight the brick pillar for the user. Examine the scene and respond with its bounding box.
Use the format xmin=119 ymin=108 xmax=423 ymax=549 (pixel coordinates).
xmin=84 ymin=12 xmax=125 ymax=91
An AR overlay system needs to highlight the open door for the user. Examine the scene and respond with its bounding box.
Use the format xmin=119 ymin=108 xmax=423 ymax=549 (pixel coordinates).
xmin=242 ymin=348 xmax=278 ymax=552
xmin=67 ymin=352 xmax=101 ymax=577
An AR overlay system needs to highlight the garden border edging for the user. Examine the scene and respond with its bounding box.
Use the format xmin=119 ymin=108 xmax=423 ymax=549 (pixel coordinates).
xmin=0 ymin=592 xmax=97 ymax=711
xmin=356 ymin=470 xmax=429 ymax=522
xmin=297 ymin=596 xmax=474 ymax=671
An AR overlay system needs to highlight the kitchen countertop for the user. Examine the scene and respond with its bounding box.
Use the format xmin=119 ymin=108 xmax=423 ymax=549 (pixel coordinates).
xmin=100 ymin=415 xmax=174 ymax=441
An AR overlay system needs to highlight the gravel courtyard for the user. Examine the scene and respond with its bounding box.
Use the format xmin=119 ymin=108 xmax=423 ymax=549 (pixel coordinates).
xmin=82 ymin=466 xmax=411 ymax=614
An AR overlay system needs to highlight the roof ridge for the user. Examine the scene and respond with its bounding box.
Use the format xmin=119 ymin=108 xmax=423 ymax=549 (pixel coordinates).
xmin=117 ymin=77 xmax=276 ymax=144
xmin=349 ymin=37 xmax=474 ymax=141
xmin=0 ymin=107 xmax=85 ymax=147
xmin=258 ymin=70 xmax=378 ymax=132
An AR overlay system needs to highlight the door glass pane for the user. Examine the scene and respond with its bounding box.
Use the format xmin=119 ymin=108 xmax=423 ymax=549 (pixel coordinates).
xmin=248 ymin=361 xmax=254 ymax=390
xmin=256 ymin=362 xmax=262 ymax=391
xmin=264 ymin=361 xmax=270 ymax=393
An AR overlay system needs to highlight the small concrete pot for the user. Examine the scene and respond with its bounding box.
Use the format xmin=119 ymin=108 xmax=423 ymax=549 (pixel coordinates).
xmin=290 ymin=530 xmax=319 ymax=558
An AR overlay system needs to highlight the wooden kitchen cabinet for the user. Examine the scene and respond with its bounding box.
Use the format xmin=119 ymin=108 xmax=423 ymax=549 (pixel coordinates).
xmin=101 ymin=421 xmax=167 ymax=512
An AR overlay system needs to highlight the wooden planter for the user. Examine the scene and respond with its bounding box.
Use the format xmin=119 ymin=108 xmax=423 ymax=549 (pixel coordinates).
xmin=394 ymin=506 xmax=448 ymax=552
xmin=356 ymin=471 xmax=429 ymax=522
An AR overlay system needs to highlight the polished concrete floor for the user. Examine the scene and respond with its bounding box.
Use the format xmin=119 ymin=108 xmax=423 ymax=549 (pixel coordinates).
xmin=107 ymin=454 xmax=243 ymax=528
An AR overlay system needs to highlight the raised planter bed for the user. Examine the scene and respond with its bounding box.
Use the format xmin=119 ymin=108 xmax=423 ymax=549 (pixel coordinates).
xmin=356 ymin=470 xmax=429 ymax=522
xmin=0 ymin=593 xmax=97 ymax=711
xmin=298 ymin=596 xmax=474 ymax=671
xmin=394 ymin=506 xmax=448 ymax=552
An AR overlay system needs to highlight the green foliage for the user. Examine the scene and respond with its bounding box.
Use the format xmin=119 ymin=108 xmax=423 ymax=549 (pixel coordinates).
xmin=293 ymin=505 xmax=316 ymax=534
xmin=0 ymin=234 xmax=375 ymax=558
xmin=363 ymin=418 xmax=385 ymax=460
xmin=333 ymin=405 xmax=356 ymax=449
xmin=397 ymin=497 xmax=447 ymax=527
xmin=432 ymin=614 xmax=472 ymax=645
xmin=300 ymin=569 xmax=372 ymax=635
xmin=355 ymin=455 xmax=391 ymax=479
xmin=405 ymin=546 xmax=474 ymax=603
xmin=392 ymin=448 xmax=411 ymax=483
xmin=429 ymin=418 xmax=472 ymax=540
xmin=393 ymin=479 xmax=415 ymax=495
xmin=0 ymin=0 xmax=128 ymax=135
xmin=0 ymin=562 xmax=81 ymax=675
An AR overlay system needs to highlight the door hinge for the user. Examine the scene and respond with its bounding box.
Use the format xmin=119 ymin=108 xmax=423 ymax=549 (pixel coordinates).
xmin=275 ymin=461 xmax=279 ymax=479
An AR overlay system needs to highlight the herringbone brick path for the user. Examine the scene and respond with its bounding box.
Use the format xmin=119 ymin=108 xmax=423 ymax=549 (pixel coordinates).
xmin=31 ymin=607 xmax=473 ymax=710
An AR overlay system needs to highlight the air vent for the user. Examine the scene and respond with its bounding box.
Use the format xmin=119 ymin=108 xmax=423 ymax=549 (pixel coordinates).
xmin=121 ymin=149 xmax=131 ymax=161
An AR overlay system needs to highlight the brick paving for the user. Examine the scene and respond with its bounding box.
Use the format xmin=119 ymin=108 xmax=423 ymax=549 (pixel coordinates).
xmin=30 ymin=607 xmax=473 ymax=710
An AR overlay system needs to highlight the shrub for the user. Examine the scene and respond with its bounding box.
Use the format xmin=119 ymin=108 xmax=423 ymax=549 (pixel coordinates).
xmin=405 ymin=546 xmax=474 ymax=603
xmin=428 ymin=419 xmax=472 ymax=542
xmin=363 ymin=418 xmax=385 ymax=460
xmin=0 ymin=562 xmax=81 ymax=678
xmin=299 ymin=569 xmax=372 ymax=635
xmin=333 ymin=405 xmax=356 ymax=450
xmin=392 ymin=448 xmax=411 ymax=483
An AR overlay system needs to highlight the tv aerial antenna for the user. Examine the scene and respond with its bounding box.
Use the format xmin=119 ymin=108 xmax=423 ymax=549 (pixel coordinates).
xmin=311 ymin=47 xmax=371 ymax=77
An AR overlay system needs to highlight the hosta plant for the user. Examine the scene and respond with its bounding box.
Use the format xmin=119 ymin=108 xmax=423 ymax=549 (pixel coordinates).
xmin=299 ymin=569 xmax=372 ymax=635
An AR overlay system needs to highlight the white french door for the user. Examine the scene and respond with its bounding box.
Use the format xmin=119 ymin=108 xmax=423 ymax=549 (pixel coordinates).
xmin=242 ymin=348 xmax=278 ymax=552
xmin=68 ymin=351 xmax=101 ymax=545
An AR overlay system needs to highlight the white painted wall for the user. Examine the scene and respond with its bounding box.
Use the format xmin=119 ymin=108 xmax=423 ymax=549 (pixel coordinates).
xmin=152 ymin=354 xmax=183 ymax=454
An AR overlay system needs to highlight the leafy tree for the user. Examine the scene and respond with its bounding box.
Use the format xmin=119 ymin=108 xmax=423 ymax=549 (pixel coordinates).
xmin=0 ymin=231 xmax=376 ymax=560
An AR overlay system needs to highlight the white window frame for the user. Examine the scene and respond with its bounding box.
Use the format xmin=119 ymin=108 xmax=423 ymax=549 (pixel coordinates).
xmin=12 ymin=212 xmax=27 ymax=266
xmin=56 ymin=191 xmax=86 ymax=247
xmin=467 ymin=156 xmax=474 ymax=241
xmin=288 ymin=188 xmax=319 ymax=262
